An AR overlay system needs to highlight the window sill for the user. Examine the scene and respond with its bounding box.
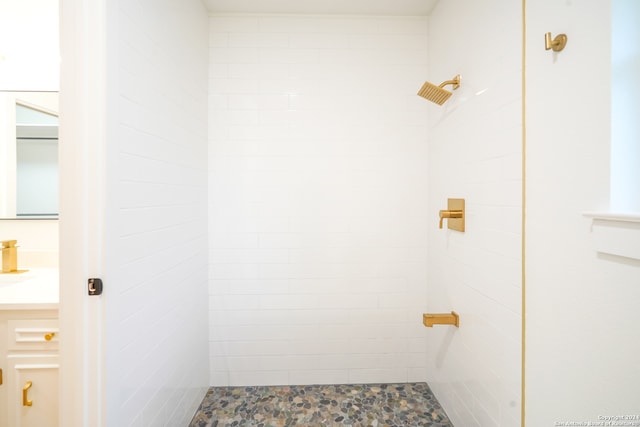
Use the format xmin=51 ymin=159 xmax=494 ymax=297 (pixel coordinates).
xmin=583 ymin=212 xmax=640 ymax=260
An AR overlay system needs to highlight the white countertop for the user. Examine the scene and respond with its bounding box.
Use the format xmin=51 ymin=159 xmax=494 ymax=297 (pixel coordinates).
xmin=0 ymin=268 xmax=59 ymax=310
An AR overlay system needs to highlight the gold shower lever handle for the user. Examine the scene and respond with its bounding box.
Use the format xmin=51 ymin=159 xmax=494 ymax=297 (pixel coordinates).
xmin=438 ymin=198 xmax=465 ymax=232
xmin=439 ymin=210 xmax=462 ymax=229
xmin=545 ymin=32 xmax=567 ymax=52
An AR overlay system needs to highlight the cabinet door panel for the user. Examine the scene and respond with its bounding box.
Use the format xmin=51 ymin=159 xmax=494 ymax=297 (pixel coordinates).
xmin=7 ymin=358 xmax=59 ymax=427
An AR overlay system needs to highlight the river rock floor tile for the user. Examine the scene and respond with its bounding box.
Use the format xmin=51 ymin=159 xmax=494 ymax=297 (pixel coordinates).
xmin=189 ymin=382 xmax=452 ymax=427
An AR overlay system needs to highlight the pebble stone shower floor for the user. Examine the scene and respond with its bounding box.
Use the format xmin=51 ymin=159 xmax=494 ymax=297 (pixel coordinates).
xmin=189 ymin=382 xmax=453 ymax=427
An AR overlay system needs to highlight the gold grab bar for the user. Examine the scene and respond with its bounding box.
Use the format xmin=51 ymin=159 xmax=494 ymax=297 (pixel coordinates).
xmin=23 ymin=381 xmax=33 ymax=406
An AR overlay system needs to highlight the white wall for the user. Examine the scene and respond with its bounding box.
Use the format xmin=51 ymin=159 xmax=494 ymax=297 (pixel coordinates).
xmin=526 ymin=0 xmax=640 ymax=424
xmin=426 ymin=0 xmax=523 ymax=426
xmin=0 ymin=220 xmax=58 ymax=268
xmin=0 ymin=0 xmax=59 ymax=91
xmin=208 ymin=15 xmax=430 ymax=386
xmin=103 ymin=0 xmax=210 ymax=425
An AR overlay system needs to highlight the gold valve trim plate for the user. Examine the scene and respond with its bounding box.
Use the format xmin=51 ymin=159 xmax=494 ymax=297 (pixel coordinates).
xmin=423 ymin=311 xmax=460 ymax=328
xmin=23 ymin=381 xmax=33 ymax=406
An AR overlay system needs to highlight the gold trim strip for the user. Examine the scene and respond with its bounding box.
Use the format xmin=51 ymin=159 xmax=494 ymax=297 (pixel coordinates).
xmin=521 ymin=0 xmax=527 ymax=425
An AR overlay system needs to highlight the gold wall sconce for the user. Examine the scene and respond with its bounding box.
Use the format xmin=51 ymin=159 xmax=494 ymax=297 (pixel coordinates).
xmin=545 ymin=32 xmax=567 ymax=52
xmin=423 ymin=312 xmax=460 ymax=328
xmin=439 ymin=198 xmax=465 ymax=232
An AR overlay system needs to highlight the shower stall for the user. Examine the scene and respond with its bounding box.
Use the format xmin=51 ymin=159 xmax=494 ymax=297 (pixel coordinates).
xmin=55 ymin=0 xmax=640 ymax=425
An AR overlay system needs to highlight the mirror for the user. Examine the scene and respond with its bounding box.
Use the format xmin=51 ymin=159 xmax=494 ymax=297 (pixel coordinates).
xmin=0 ymin=91 xmax=59 ymax=219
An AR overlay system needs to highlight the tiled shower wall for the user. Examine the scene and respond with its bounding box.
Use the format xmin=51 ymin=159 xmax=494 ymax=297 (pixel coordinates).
xmin=103 ymin=0 xmax=210 ymax=424
xmin=425 ymin=0 xmax=522 ymax=425
xmin=208 ymin=15 xmax=430 ymax=386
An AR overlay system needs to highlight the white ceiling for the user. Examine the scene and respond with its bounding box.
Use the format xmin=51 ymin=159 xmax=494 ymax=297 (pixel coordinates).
xmin=204 ymin=0 xmax=439 ymax=16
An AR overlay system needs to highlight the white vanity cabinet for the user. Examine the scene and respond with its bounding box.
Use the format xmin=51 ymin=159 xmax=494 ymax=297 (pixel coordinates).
xmin=0 ymin=310 xmax=59 ymax=427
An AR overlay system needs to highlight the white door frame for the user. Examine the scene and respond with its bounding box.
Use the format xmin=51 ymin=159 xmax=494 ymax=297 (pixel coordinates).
xmin=58 ymin=0 xmax=106 ymax=425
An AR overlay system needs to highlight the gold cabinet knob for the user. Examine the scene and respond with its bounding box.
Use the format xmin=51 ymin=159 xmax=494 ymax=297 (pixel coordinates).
xmin=44 ymin=332 xmax=56 ymax=341
xmin=23 ymin=381 xmax=33 ymax=406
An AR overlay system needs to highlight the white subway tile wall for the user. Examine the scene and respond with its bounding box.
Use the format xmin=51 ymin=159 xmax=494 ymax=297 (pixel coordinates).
xmin=105 ymin=1 xmax=210 ymax=425
xmin=208 ymin=15 xmax=430 ymax=386
xmin=426 ymin=0 xmax=522 ymax=426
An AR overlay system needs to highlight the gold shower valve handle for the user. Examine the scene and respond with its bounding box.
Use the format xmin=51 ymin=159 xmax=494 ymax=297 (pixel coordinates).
xmin=438 ymin=210 xmax=462 ymax=228
xmin=545 ymin=32 xmax=567 ymax=52
xmin=438 ymin=198 xmax=465 ymax=232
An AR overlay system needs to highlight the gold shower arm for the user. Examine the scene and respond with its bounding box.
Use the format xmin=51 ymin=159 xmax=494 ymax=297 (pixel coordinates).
xmin=438 ymin=74 xmax=461 ymax=90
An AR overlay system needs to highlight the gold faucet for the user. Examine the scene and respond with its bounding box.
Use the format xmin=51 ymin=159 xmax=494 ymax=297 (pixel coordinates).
xmin=423 ymin=311 xmax=460 ymax=328
xmin=1 ymin=240 xmax=25 ymax=274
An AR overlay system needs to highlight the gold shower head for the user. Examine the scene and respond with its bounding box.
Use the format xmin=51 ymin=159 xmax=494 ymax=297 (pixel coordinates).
xmin=417 ymin=74 xmax=461 ymax=105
